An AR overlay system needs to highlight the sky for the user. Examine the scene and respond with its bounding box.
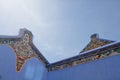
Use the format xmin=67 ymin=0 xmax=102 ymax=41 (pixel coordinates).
xmin=0 ymin=0 xmax=120 ymax=63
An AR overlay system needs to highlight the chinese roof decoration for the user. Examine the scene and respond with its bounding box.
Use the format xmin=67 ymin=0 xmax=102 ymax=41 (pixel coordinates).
xmin=0 ymin=29 xmax=49 ymax=72
xmin=0 ymin=29 xmax=120 ymax=72
xmin=47 ymin=42 xmax=120 ymax=71
xmin=80 ymin=34 xmax=115 ymax=53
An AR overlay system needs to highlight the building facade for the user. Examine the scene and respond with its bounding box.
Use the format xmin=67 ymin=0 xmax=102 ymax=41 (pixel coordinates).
xmin=0 ymin=29 xmax=120 ymax=80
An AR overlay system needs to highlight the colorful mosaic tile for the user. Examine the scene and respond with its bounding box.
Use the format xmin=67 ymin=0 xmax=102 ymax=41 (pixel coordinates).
xmin=80 ymin=34 xmax=114 ymax=53
xmin=0 ymin=29 xmax=47 ymax=72
xmin=0 ymin=29 xmax=120 ymax=72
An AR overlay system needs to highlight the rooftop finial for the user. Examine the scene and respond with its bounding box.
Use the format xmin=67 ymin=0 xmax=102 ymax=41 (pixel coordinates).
xmin=91 ymin=33 xmax=99 ymax=40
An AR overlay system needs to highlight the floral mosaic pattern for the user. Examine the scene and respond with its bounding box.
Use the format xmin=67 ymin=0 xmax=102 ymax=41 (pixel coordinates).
xmin=0 ymin=29 xmax=120 ymax=72
xmin=14 ymin=34 xmax=34 ymax=58
xmin=80 ymin=34 xmax=114 ymax=53
xmin=12 ymin=33 xmax=35 ymax=71
xmin=48 ymin=45 xmax=120 ymax=71
xmin=0 ymin=29 xmax=35 ymax=72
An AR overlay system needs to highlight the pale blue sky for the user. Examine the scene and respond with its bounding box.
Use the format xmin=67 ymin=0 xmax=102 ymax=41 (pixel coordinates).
xmin=0 ymin=0 xmax=120 ymax=63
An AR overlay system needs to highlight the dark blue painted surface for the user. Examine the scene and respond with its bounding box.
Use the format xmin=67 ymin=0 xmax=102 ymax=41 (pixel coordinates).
xmin=46 ymin=55 xmax=120 ymax=80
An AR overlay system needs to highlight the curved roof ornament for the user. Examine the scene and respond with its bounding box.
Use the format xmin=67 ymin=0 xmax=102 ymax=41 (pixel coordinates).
xmin=80 ymin=33 xmax=115 ymax=53
xmin=0 ymin=28 xmax=49 ymax=72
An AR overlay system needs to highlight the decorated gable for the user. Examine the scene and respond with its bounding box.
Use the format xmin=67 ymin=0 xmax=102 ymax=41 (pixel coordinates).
xmin=80 ymin=34 xmax=115 ymax=53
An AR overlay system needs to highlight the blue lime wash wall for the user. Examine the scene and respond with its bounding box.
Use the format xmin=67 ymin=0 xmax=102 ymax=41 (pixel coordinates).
xmin=0 ymin=45 xmax=47 ymax=80
xmin=1 ymin=45 xmax=120 ymax=80
xmin=46 ymin=54 xmax=120 ymax=80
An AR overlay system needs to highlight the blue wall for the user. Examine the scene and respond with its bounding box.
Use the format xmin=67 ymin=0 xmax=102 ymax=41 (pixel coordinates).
xmin=46 ymin=55 xmax=120 ymax=80
xmin=0 ymin=45 xmax=47 ymax=80
xmin=1 ymin=45 xmax=120 ymax=80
